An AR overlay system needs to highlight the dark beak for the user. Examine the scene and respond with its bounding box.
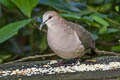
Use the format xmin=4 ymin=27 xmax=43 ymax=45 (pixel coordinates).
xmin=39 ymin=18 xmax=49 ymax=30
xmin=39 ymin=21 xmax=45 ymax=30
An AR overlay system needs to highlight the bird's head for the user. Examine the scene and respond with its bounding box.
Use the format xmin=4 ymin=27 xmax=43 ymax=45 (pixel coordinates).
xmin=40 ymin=11 xmax=61 ymax=30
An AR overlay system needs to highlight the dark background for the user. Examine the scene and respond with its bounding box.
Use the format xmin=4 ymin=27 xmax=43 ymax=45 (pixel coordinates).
xmin=0 ymin=0 xmax=120 ymax=63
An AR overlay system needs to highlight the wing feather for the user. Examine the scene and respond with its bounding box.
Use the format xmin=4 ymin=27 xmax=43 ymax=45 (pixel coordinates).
xmin=68 ymin=22 xmax=95 ymax=50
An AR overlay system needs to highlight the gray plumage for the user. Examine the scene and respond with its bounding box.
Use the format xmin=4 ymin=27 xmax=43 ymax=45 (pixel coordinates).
xmin=40 ymin=11 xmax=95 ymax=59
xmin=68 ymin=22 xmax=95 ymax=50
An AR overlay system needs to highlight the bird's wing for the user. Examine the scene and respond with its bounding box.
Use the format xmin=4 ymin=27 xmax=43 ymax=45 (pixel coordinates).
xmin=68 ymin=22 xmax=95 ymax=50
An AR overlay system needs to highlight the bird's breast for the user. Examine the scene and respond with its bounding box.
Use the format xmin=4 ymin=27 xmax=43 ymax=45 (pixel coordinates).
xmin=47 ymin=28 xmax=85 ymax=54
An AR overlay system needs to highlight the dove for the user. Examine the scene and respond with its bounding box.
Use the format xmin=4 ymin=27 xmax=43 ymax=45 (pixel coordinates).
xmin=40 ymin=11 xmax=95 ymax=59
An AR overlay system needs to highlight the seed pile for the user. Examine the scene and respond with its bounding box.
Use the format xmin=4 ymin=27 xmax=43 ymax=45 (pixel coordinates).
xmin=0 ymin=60 xmax=120 ymax=78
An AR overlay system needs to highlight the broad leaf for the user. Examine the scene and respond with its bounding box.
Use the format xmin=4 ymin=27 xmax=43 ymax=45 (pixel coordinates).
xmin=99 ymin=25 xmax=107 ymax=34
xmin=39 ymin=0 xmax=80 ymax=13
xmin=91 ymin=14 xmax=109 ymax=34
xmin=12 ymin=0 xmax=38 ymax=17
xmin=91 ymin=15 xmax=109 ymax=26
xmin=106 ymin=28 xmax=119 ymax=33
xmin=0 ymin=19 xmax=32 ymax=43
xmin=0 ymin=0 xmax=15 ymax=9
xmin=61 ymin=10 xmax=92 ymax=19
xmin=83 ymin=16 xmax=101 ymax=28
xmin=61 ymin=13 xmax=81 ymax=20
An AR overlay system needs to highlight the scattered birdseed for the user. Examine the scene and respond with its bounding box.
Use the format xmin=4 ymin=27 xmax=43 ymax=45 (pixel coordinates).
xmin=0 ymin=60 xmax=120 ymax=78
xmin=49 ymin=60 xmax=58 ymax=64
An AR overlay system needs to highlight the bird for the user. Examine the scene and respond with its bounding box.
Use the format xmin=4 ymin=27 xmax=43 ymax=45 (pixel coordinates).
xmin=40 ymin=11 xmax=95 ymax=59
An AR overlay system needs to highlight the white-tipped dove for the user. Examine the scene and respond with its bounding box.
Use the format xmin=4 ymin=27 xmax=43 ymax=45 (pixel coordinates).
xmin=40 ymin=11 xmax=95 ymax=59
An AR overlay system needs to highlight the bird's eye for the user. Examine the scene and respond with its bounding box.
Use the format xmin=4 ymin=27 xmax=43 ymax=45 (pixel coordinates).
xmin=48 ymin=16 xmax=52 ymax=19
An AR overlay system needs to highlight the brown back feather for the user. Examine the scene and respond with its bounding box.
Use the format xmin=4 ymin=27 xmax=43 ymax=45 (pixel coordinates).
xmin=68 ymin=22 xmax=95 ymax=50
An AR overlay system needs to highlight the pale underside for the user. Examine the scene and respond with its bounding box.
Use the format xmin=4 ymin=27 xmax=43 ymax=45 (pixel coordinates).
xmin=47 ymin=20 xmax=94 ymax=59
xmin=48 ymin=30 xmax=85 ymax=59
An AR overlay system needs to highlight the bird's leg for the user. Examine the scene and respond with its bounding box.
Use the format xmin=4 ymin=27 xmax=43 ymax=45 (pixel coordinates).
xmin=74 ymin=57 xmax=81 ymax=64
xmin=83 ymin=49 xmax=97 ymax=63
xmin=57 ymin=59 xmax=64 ymax=66
xmin=57 ymin=58 xmax=79 ymax=66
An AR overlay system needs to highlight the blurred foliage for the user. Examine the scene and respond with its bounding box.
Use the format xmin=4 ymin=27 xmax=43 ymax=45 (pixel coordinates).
xmin=0 ymin=0 xmax=120 ymax=63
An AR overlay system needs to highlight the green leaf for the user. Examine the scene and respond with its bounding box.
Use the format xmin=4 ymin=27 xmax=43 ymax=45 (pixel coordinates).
xmin=106 ymin=28 xmax=119 ymax=33
xmin=98 ymin=3 xmax=112 ymax=12
xmin=91 ymin=33 xmax=99 ymax=40
xmin=99 ymin=26 xmax=107 ymax=34
xmin=0 ymin=19 xmax=32 ymax=43
xmin=0 ymin=54 xmax=11 ymax=60
xmin=61 ymin=13 xmax=101 ymax=28
xmin=0 ymin=0 xmax=15 ymax=9
xmin=0 ymin=53 xmax=12 ymax=63
xmin=91 ymin=14 xmax=109 ymax=34
xmin=11 ymin=0 xmax=38 ymax=17
xmin=0 ymin=59 xmax=3 ymax=63
xmin=115 ymin=6 xmax=119 ymax=12
xmin=112 ymin=46 xmax=120 ymax=52
xmin=61 ymin=13 xmax=81 ymax=20
xmin=60 ymin=10 xmax=92 ymax=19
xmin=91 ymin=15 xmax=109 ymax=26
xmin=39 ymin=0 xmax=80 ymax=13
xmin=39 ymin=33 xmax=47 ymax=53
xmin=91 ymin=13 xmax=107 ymax=18
xmin=83 ymin=16 xmax=101 ymax=28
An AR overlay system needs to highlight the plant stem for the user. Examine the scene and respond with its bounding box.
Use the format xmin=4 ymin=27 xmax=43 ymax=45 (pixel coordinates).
xmin=29 ymin=24 xmax=34 ymax=53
